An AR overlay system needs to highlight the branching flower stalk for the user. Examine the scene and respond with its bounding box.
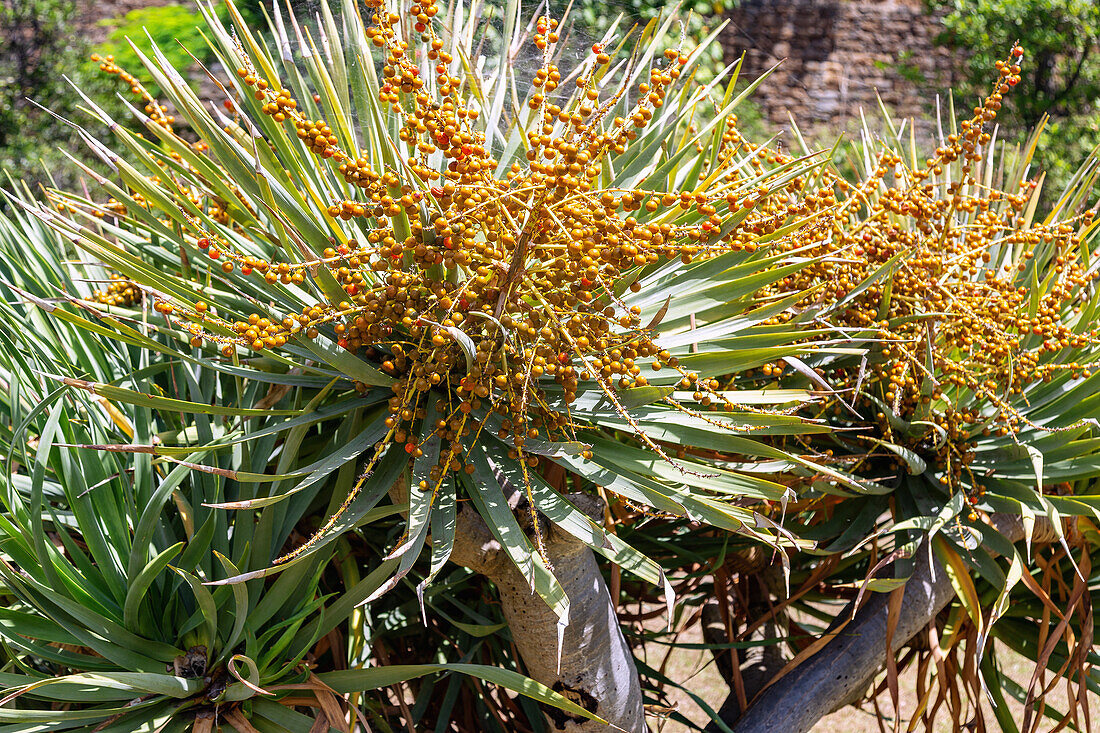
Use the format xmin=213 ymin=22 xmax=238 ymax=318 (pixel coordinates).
xmin=52 ymin=0 xmax=832 ymax=567
xmin=757 ymin=44 xmax=1100 ymax=513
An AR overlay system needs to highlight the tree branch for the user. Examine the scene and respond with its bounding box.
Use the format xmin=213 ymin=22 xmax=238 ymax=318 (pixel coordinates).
xmin=705 ymin=514 xmax=1056 ymax=733
xmin=1048 ymin=44 xmax=1092 ymax=117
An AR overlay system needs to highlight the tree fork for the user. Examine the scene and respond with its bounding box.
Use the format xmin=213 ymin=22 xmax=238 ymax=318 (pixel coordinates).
xmin=451 ymin=496 xmax=645 ymax=732
xmin=708 ymin=514 xmax=1057 ymax=733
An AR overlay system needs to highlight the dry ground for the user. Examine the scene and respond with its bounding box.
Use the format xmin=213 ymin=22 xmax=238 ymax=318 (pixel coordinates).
xmin=641 ymin=621 xmax=1096 ymax=732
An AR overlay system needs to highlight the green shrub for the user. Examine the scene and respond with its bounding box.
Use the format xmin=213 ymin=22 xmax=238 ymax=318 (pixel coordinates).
xmin=930 ymin=0 xmax=1100 ymax=194
xmin=96 ymin=4 xmax=212 ymax=93
xmin=0 ymin=0 xmax=107 ymax=193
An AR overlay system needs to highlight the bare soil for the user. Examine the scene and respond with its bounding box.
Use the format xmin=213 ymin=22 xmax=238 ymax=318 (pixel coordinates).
xmin=642 ymin=620 xmax=1095 ymax=732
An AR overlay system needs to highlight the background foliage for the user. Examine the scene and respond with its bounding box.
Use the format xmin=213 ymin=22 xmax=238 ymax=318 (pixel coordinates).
xmin=931 ymin=0 xmax=1100 ymax=196
xmin=0 ymin=0 xmax=109 ymax=193
xmin=97 ymin=4 xmax=214 ymax=94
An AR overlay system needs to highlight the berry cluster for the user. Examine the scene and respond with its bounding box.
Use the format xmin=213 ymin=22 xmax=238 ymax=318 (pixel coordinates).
xmin=91 ymin=274 xmax=142 ymax=308
xmin=757 ymin=46 xmax=1099 ymax=508
xmin=90 ymin=0 xmax=829 ymax=559
xmin=72 ymin=5 xmax=1065 ymax=559
xmin=90 ymin=53 xmax=175 ymax=130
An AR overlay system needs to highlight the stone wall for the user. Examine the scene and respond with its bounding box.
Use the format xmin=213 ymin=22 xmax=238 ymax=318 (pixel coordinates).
xmin=73 ymin=0 xmax=958 ymax=133
xmin=720 ymin=0 xmax=958 ymax=133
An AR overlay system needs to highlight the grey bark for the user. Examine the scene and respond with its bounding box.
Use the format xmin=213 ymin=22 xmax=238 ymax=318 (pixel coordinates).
xmin=719 ymin=514 xmax=1055 ymax=733
xmin=450 ymin=497 xmax=646 ymax=733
